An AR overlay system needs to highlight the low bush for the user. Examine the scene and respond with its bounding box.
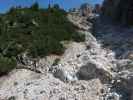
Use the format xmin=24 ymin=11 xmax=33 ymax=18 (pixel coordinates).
xmin=29 ymin=35 xmax=65 ymax=57
xmin=0 ymin=3 xmax=85 ymax=75
xmin=52 ymin=58 xmax=60 ymax=66
xmin=72 ymin=33 xmax=85 ymax=42
xmin=0 ymin=55 xmax=17 ymax=76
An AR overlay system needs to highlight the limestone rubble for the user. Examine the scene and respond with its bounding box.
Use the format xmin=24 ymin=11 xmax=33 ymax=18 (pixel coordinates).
xmin=0 ymin=6 xmax=133 ymax=100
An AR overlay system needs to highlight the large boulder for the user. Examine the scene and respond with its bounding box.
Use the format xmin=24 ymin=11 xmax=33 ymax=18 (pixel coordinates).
xmin=77 ymin=61 xmax=112 ymax=83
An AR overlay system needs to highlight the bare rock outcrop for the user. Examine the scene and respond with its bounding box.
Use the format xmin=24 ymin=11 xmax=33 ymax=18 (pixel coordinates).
xmin=77 ymin=61 xmax=112 ymax=83
xmin=80 ymin=3 xmax=93 ymax=17
xmin=0 ymin=69 xmax=105 ymax=100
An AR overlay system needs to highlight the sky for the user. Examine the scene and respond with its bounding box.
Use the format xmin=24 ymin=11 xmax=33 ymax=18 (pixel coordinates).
xmin=0 ymin=0 xmax=103 ymax=13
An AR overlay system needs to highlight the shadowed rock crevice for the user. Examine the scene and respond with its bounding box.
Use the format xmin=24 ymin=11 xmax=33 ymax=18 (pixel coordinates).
xmin=102 ymin=0 xmax=133 ymax=25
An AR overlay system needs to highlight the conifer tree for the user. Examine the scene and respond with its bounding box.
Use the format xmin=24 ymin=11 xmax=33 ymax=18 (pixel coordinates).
xmin=30 ymin=2 xmax=39 ymax=10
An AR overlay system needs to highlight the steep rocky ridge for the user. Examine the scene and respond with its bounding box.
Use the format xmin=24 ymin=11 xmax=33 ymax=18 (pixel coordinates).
xmin=0 ymin=5 xmax=133 ymax=100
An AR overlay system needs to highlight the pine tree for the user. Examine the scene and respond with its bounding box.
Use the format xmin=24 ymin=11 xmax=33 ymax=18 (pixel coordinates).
xmin=30 ymin=2 xmax=39 ymax=10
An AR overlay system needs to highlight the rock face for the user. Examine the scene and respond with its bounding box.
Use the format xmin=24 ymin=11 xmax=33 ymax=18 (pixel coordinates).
xmin=69 ymin=3 xmax=94 ymax=18
xmin=80 ymin=3 xmax=93 ymax=17
xmin=95 ymin=14 xmax=133 ymax=99
xmin=102 ymin=0 xmax=133 ymax=25
xmin=94 ymin=4 xmax=102 ymax=14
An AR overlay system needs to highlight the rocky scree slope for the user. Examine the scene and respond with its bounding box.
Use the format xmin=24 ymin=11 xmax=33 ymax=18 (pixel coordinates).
xmin=0 ymin=9 xmax=133 ymax=100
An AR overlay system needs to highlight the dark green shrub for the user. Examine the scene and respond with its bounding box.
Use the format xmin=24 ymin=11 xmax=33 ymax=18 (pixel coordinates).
xmin=72 ymin=33 xmax=85 ymax=42
xmin=52 ymin=58 xmax=60 ymax=66
xmin=0 ymin=4 xmax=87 ymax=76
xmin=30 ymin=36 xmax=64 ymax=57
xmin=8 ymin=96 xmax=16 ymax=100
xmin=53 ymin=4 xmax=60 ymax=9
xmin=30 ymin=2 xmax=39 ymax=11
xmin=0 ymin=4 xmax=85 ymax=68
xmin=0 ymin=41 xmax=24 ymax=57
xmin=0 ymin=56 xmax=17 ymax=76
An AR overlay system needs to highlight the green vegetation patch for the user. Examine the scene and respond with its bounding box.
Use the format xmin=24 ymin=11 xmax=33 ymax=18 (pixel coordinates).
xmin=0 ymin=55 xmax=16 ymax=76
xmin=0 ymin=3 xmax=85 ymax=75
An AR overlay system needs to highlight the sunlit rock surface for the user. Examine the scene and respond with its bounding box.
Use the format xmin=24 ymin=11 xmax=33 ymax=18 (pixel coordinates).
xmin=0 ymin=6 xmax=133 ymax=100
